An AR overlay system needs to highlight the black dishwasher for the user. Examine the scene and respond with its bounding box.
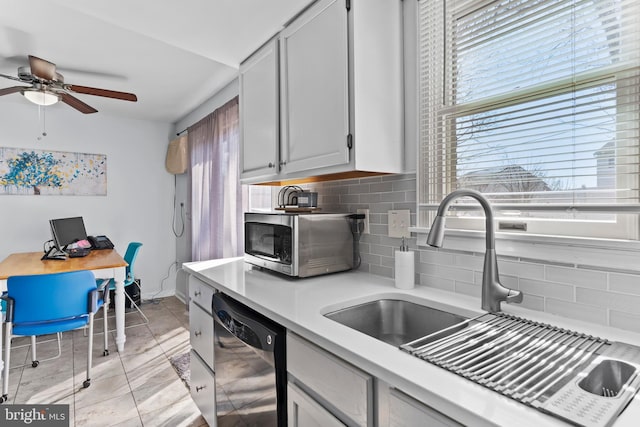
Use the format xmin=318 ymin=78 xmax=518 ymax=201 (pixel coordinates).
xmin=212 ymin=293 xmax=287 ymax=426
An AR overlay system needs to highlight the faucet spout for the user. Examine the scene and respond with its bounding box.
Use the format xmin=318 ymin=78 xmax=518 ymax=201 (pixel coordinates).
xmin=426 ymin=189 xmax=523 ymax=312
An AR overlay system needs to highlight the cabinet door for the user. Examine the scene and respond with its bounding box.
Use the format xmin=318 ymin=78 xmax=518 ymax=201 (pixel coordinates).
xmin=240 ymin=38 xmax=280 ymax=181
xmin=280 ymin=0 xmax=350 ymax=175
xmin=288 ymin=383 xmax=346 ymax=427
xmin=388 ymin=388 xmax=463 ymax=427
xmin=288 ymin=333 xmax=372 ymax=427
xmin=189 ymin=301 xmax=214 ymax=370
xmin=190 ymin=350 xmax=218 ymax=427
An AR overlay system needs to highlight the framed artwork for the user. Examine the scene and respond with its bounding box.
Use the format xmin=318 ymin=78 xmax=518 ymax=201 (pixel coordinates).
xmin=0 ymin=147 xmax=107 ymax=196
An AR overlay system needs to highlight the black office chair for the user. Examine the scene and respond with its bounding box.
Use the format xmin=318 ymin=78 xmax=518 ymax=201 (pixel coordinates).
xmin=0 ymin=270 xmax=108 ymax=402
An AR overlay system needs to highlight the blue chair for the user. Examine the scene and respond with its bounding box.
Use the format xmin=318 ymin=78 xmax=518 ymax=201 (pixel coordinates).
xmin=0 ymin=270 xmax=107 ymax=403
xmin=101 ymin=242 xmax=147 ymax=332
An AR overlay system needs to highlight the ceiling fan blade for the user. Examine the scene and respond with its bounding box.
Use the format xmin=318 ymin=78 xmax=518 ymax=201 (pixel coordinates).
xmin=67 ymin=84 xmax=137 ymax=102
xmin=60 ymin=92 xmax=98 ymax=114
xmin=0 ymin=86 xmax=27 ymax=96
xmin=28 ymin=55 xmax=58 ymax=81
xmin=0 ymin=73 xmax=23 ymax=82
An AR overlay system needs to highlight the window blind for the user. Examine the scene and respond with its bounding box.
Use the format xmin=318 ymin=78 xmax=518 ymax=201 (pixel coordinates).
xmin=418 ymin=0 xmax=640 ymax=239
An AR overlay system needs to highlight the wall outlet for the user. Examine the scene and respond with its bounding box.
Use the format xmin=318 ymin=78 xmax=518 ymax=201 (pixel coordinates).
xmin=388 ymin=210 xmax=410 ymax=238
xmin=357 ymin=208 xmax=370 ymax=234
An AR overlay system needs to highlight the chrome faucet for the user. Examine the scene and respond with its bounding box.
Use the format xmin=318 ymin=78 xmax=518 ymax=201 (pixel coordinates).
xmin=426 ymin=189 xmax=523 ymax=312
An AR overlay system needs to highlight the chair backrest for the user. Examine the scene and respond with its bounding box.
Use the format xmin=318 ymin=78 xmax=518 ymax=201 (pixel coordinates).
xmin=123 ymin=242 xmax=143 ymax=281
xmin=7 ymin=270 xmax=97 ymax=324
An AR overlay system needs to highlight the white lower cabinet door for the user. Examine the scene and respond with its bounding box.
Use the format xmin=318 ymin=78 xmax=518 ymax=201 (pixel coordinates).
xmin=190 ymin=350 xmax=217 ymax=427
xmin=189 ymin=301 xmax=214 ymax=369
xmin=388 ymin=388 xmax=463 ymax=427
xmin=288 ymin=383 xmax=346 ymax=427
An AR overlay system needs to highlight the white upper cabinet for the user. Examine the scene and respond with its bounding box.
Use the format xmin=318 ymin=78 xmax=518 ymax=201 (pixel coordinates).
xmin=280 ymin=0 xmax=350 ymax=175
xmin=240 ymin=0 xmax=403 ymax=184
xmin=239 ymin=38 xmax=280 ymax=181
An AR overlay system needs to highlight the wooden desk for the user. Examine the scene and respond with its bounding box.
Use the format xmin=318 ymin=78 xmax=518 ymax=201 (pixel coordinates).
xmin=0 ymin=249 xmax=129 ymax=353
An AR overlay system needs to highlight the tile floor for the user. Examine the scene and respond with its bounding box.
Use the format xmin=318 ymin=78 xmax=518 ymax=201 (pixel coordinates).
xmin=3 ymin=296 xmax=207 ymax=427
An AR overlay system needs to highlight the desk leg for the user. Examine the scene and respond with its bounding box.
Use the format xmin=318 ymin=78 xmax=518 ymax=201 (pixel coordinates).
xmin=113 ymin=267 xmax=126 ymax=352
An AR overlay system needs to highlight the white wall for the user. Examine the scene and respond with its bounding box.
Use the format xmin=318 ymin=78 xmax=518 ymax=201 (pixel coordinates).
xmin=0 ymin=99 xmax=176 ymax=299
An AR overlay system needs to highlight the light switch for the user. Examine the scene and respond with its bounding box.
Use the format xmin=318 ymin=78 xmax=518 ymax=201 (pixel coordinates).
xmin=388 ymin=210 xmax=410 ymax=238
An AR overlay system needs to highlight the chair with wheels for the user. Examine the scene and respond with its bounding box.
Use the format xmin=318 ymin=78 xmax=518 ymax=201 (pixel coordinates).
xmin=0 ymin=270 xmax=107 ymax=403
xmin=101 ymin=242 xmax=147 ymax=334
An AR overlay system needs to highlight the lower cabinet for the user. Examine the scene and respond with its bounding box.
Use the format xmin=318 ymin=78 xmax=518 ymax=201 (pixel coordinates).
xmin=188 ymin=275 xmax=217 ymax=426
xmin=287 ymin=332 xmax=373 ymax=427
xmin=387 ymin=388 xmax=463 ymax=427
xmin=287 ymin=332 xmax=464 ymax=427
xmin=190 ymin=350 xmax=217 ymax=427
xmin=288 ymin=383 xmax=346 ymax=427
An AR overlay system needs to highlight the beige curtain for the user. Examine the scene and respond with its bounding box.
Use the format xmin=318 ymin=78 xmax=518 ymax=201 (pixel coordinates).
xmin=188 ymin=97 xmax=244 ymax=261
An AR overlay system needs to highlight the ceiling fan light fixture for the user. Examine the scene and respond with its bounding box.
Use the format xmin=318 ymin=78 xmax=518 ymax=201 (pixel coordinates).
xmin=22 ymin=89 xmax=60 ymax=106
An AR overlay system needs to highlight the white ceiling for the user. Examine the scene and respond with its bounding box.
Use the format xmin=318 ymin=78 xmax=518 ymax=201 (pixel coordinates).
xmin=0 ymin=0 xmax=314 ymax=123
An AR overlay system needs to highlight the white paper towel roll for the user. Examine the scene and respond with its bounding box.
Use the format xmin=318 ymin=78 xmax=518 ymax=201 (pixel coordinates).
xmin=395 ymin=250 xmax=415 ymax=289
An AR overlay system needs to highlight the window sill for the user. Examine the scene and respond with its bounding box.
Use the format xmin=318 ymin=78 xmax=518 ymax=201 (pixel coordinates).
xmin=409 ymin=226 xmax=640 ymax=273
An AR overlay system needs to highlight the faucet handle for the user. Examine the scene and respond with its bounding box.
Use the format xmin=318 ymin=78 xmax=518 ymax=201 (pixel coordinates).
xmin=507 ymin=289 xmax=523 ymax=304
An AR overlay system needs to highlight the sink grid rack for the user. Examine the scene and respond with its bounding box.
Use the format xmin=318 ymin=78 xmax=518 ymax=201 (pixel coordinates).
xmin=400 ymin=312 xmax=613 ymax=414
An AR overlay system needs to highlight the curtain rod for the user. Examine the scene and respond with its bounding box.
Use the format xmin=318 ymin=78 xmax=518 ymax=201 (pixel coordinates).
xmin=176 ymin=128 xmax=188 ymax=137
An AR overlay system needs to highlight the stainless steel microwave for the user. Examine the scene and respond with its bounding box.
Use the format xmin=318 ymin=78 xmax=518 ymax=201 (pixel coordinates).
xmin=244 ymin=212 xmax=354 ymax=277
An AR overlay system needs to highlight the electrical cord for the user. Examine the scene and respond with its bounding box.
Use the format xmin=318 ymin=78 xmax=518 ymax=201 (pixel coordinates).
xmin=43 ymin=239 xmax=54 ymax=253
xmin=172 ymin=175 xmax=185 ymax=237
xmin=149 ymin=261 xmax=182 ymax=303
xmin=348 ymin=214 xmax=365 ymax=269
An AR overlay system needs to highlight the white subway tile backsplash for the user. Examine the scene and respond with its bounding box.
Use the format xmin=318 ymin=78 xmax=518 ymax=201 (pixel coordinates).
xmin=519 ymin=294 xmax=545 ymax=311
xmin=340 ymin=194 xmax=360 ymax=204
xmin=610 ymin=310 xmax=640 ymax=334
xmin=309 ymin=172 xmax=640 ymax=333
xmin=545 ymin=298 xmax=608 ymax=326
xmin=435 ymin=264 xmax=475 ymax=283
xmin=545 ymin=266 xmax=607 ymax=290
xmin=455 ymin=253 xmax=484 ymax=271
xmin=519 ymin=278 xmax=574 ymax=301
xmin=370 ymin=182 xmax=394 ymax=193
xmin=380 ymin=191 xmax=406 ymax=203
xmin=454 ymin=280 xmax=480 ymax=298
xmin=392 ymin=179 xmax=417 ymax=192
xmin=498 ymin=259 xmax=544 ymax=280
xmin=370 ymin=244 xmax=393 ymax=257
xmin=416 ymin=261 xmax=438 ymax=276
xmin=420 ymin=275 xmax=455 ymax=292
xmin=420 ymin=249 xmax=455 ymax=266
xmin=576 ymin=288 xmax=640 ymax=315
xmin=360 ymin=193 xmax=382 ymax=203
xmin=370 ymin=264 xmax=393 ymax=278
xmin=609 ymin=272 xmax=640 ymax=295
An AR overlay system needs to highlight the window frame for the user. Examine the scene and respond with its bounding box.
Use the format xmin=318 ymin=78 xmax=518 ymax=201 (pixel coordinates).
xmin=416 ymin=0 xmax=640 ymax=241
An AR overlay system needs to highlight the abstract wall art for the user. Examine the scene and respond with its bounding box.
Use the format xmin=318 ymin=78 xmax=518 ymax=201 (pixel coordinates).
xmin=0 ymin=147 xmax=107 ymax=196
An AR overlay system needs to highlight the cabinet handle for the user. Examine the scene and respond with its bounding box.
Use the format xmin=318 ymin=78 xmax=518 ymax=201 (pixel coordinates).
xmin=279 ymin=161 xmax=287 ymax=166
xmin=194 ymin=331 xmax=202 ymax=337
xmin=268 ymin=162 xmax=275 ymax=168
xmin=196 ymin=385 xmax=206 ymax=392
xmin=194 ymin=290 xmax=201 ymax=297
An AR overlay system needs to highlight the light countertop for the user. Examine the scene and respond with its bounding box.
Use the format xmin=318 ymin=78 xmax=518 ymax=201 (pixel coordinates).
xmin=183 ymin=257 xmax=640 ymax=427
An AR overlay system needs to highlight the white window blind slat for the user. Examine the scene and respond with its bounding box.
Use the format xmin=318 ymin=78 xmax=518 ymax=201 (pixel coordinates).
xmin=418 ymin=0 xmax=640 ymax=239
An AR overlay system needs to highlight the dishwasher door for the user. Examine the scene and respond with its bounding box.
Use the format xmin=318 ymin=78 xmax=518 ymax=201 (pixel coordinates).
xmin=212 ymin=293 xmax=286 ymax=427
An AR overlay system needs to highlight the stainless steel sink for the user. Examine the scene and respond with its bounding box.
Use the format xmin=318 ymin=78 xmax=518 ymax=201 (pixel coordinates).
xmin=324 ymin=299 xmax=468 ymax=346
